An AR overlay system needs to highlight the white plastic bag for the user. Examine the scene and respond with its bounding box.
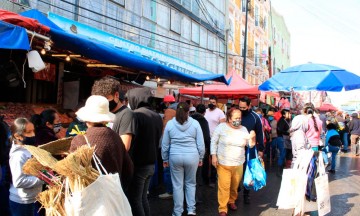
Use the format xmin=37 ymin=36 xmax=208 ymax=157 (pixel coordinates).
xmin=64 ymin=135 xmax=132 ymax=216
xmin=315 ymin=152 xmax=331 ymax=216
xmin=65 ymin=173 xmax=132 ymax=216
xmin=277 ymin=149 xmax=313 ymax=211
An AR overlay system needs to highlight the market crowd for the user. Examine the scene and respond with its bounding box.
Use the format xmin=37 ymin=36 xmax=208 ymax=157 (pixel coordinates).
xmin=1 ymin=76 xmax=360 ymax=216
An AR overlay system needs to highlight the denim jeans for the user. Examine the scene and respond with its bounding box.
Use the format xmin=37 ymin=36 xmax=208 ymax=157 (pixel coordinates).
xmin=328 ymin=145 xmax=340 ymax=170
xmin=342 ymin=132 xmax=349 ymax=151
xmin=163 ymin=167 xmax=173 ymax=194
xmin=9 ymin=200 xmax=35 ymax=216
xmin=271 ymin=137 xmax=285 ymax=167
xmin=128 ymin=164 xmax=155 ymax=216
xmin=170 ymin=153 xmax=199 ymax=216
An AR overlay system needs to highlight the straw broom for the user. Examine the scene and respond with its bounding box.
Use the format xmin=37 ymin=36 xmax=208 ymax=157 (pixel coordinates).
xmin=37 ymin=184 xmax=66 ymax=216
xmin=23 ymin=157 xmax=46 ymax=177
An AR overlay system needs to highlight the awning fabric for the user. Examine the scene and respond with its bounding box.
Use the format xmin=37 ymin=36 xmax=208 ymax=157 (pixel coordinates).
xmin=0 ymin=21 xmax=30 ymax=50
xmin=0 ymin=9 xmax=50 ymax=33
xmin=20 ymin=9 xmax=63 ymax=31
xmin=179 ymin=72 xmax=259 ymax=99
xmin=16 ymin=9 xmax=228 ymax=84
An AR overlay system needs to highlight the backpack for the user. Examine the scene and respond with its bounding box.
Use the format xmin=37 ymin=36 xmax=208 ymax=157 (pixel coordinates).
xmin=328 ymin=135 xmax=342 ymax=147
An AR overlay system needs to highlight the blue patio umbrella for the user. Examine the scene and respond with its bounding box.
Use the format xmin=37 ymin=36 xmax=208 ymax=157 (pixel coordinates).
xmin=259 ymin=63 xmax=360 ymax=92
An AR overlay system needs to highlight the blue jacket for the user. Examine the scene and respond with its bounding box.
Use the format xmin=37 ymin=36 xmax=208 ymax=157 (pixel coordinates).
xmin=162 ymin=117 xmax=205 ymax=162
xmin=241 ymin=110 xmax=264 ymax=152
xmin=325 ymin=129 xmax=339 ymax=146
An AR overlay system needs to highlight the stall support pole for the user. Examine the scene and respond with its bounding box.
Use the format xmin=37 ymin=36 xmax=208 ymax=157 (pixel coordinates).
xmin=201 ymin=85 xmax=204 ymax=104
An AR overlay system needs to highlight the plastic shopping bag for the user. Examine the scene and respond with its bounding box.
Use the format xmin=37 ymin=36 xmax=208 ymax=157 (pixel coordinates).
xmin=277 ymin=149 xmax=313 ymax=211
xmin=64 ymin=135 xmax=132 ymax=216
xmin=243 ymin=148 xmax=266 ymax=191
xmin=315 ymin=152 xmax=331 ymax=216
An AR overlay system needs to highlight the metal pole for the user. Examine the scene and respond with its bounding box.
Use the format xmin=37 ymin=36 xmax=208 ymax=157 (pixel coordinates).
xmin=201 ymin=84 xmax=204 ymax=104
xmin=242 ymin=0 xmax=250 ymax=79
xmin=225 ymin=0 xmax=229 ymax=75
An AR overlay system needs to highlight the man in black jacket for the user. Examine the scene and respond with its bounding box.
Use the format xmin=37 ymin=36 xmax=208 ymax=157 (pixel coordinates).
xmin=127 ymin=87 xmax=163 ymax=216
xmin=238 ymin=97 xmax=264 ymax=204
xmin=191 ymin=104 xmax=211 ymax=185
xmin=276 ymin=109 xmax=291 ymax=174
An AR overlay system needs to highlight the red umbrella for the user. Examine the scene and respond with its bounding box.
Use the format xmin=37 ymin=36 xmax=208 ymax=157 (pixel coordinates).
xmin=317 ymin=103 xmax=338 ymax=112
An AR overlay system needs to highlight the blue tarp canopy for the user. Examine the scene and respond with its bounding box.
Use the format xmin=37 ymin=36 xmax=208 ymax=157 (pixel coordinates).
xmin=0 ymin=20 xmax=30 ymax=50
xmin=20 ymin=10 xmax=228 ymax=84
xmin=259 ymin=63 xmax=360 ymax=92
xmin=20 ymin=9 xmax=63 ymax=31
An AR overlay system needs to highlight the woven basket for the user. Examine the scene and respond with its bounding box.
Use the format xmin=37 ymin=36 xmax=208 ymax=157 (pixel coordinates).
xmin=39 ymin=137 xmax=73 ymax=156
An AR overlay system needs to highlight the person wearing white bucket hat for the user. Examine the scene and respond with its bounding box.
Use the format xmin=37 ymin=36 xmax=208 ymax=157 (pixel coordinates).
xmin=70 ymin=95 xmax=134 ymax=189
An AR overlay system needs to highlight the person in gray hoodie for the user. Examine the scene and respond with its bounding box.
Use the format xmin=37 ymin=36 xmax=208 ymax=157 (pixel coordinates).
xmin=8 ymin=118 xmax=43 ymax=216
xmin=162 ymin=102 xmax=205 ymax=216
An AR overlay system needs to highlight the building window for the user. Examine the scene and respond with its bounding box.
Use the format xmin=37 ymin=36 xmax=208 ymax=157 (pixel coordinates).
xmin=200 ymin=26 xmax=207 ymax=48
xmin=157 ymin=3 xmax=170 ymax=29
xmin=106 ymin=2 xmax=124 ymax=36
xmin=79 ymin=0 xmax=103 ymax=29
xmin=242 ymin=0 xmax=247 ymax=12
xmin=170 ymin=8 xmax=181 ymax=34
xmin=191 ymin=21 xmax=200 ymax=44
xmin=255 ymin=42 xmax=259 ymax=66
xmin=143 ymin=0 xmax=156 ymax=21
xmin=182 ymin=16 xmax=191 ymax=40
xmin=255 ymin=6 xmax=259 ymax=26
xmin=183 ymin=0 xmax=192 ymax=11
xmin=126 ymin=0 xmax=141 ymax=16
xmin=207 ymin=33 xmax=214 ymax=50
xmin=191 ymin=0 xmax=200 ymax=16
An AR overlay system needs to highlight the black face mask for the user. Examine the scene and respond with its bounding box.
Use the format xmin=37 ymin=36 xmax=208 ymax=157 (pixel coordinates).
xmin=22 ymin=136 xmax=36 ymax=146
xmin=241 ymin=109 xmax=249 ymax=116
xmin=208 ymin=104 xmax=216 ymax=110
xmin=108 ymin=99 xmax=118 ymax=112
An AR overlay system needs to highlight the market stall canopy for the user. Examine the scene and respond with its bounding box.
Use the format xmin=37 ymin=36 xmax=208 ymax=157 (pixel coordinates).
xmin=20 ymin=9 xmax=63 ymax=31
xmin=14 ymin=9 xmax=228 ymax=84
xmin=259 ymin=63 xmax=360 ymax=92
xmin=179 ymin=72 xmax=259 ymax=99
xmin=0 ymin=21 xmax=30 ymax=50
xmin=0 ymin=9 xmax=49 ymax=33
xmin=317 ymin=103 xmax=338 ymax=112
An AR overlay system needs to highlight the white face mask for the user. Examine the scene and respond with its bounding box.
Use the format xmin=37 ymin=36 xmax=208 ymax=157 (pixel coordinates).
xmin=53 ymin=123 xmax=62 ymax=133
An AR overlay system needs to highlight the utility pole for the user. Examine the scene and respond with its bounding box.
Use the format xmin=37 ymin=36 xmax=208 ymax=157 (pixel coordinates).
xmin=225 ymin=0 xmax=229 ymax=75
xmin=242 ymin=0 xmax=250 ymax=79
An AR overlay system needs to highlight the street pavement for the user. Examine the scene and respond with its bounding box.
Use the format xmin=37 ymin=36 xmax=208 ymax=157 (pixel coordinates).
xmin=149 ymin=152 xmax=360 ymax=216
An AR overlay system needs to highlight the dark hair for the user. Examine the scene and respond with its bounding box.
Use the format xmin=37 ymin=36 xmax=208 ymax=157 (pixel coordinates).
xmin=226 ymin=108 xmax=241 ymax=122
xmin=31 ymin=109 xmax=56 ymax=129
xmin=196 ymin=104 xmax=206 ymax=114
xmin=239 ymin=96 xmax=251 ymax=106
xmin=91 ymin=76 xmax=120 ymax=96
xmin=255 ymin=107 xmax=263 ymax=114
xmin=176 ymin=102 xmax=190 ymax=125
xmin=326 ymin=123 xmax=338 ymax=130
xmin=281 ymin=109 xmax=290 ymax=116
xmin=209 ymin=95 xmax=217 ymax=101
xmin=304 ymin=106 xmax=319 ymax=132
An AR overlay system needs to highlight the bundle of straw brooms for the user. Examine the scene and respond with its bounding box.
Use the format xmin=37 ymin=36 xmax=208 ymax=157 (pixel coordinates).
xmin=23 ymin=144 xmax=100 ymax=216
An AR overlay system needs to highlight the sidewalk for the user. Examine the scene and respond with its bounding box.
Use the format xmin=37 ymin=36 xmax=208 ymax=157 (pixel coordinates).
xmin=149 ymin=153 xmax=360 ymax=216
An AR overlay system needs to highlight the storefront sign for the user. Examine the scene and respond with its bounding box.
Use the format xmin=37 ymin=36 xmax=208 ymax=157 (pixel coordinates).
xmin=48 ymin=13 xmax=214 ymax=75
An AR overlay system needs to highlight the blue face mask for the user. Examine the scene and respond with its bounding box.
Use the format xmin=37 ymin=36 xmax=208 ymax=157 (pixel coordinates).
xmin=258 ymin=114 xmax=263 ymax=119
xmin=268 ymin=116 xmax=274 ymax=121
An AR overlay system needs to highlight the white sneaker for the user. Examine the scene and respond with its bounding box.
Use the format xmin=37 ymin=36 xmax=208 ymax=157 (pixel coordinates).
xmin=159 ymin=192 xmax=173 ymax=199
